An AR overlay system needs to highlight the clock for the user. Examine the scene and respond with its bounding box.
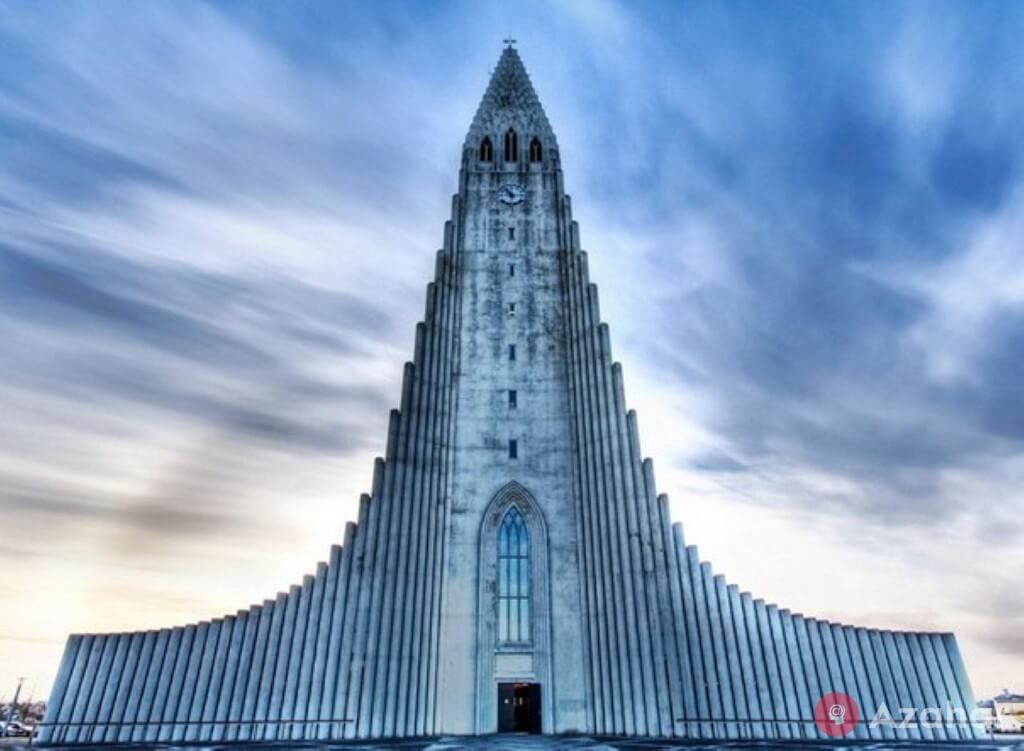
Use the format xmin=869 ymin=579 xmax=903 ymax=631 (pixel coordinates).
xmin=497 ymin=183 xmax=525 ymax=206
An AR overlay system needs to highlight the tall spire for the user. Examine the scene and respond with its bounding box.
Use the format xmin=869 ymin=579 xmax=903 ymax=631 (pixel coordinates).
xmin=464 ymin=47 xmax=557 ymax=151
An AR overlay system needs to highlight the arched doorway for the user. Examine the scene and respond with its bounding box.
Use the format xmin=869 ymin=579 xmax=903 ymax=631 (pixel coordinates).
xmin=476 ymin=482 xmax=552 ymax=733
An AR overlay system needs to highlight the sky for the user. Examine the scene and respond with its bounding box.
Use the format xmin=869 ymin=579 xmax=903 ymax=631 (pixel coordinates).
xmin=1 ymin=0 xmax=1022 ymax=703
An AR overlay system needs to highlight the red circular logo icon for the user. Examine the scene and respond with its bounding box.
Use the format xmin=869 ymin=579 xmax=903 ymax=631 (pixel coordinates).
xmin=814 ymin=691 xmax=859 ymax=737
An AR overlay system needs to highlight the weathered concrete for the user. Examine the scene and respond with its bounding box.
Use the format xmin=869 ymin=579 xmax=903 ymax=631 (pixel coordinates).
xmin=38 ymin=47 xmax=984 ymax=745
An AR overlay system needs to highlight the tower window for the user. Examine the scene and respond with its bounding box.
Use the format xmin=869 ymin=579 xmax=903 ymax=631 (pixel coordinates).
xmin=504 ymin=128 xmax=518 ymax=162
xmin=508 ymin=439 xmax=518 ymax=459
xmin=480 ymin=137 xmax=493 ymax=162
xmin=497 ymin=506 xmax=529 ymax=643
xmin=509 ymin=263 xmax=515 ymax=278
xmin=529 ymin=137 xmax=542 ymax=162
xmin=509 ymin=344 xmax=516 ymax=361
xmin=508 ymin=226 xmax=515 ymax=240
xmin=509 ymin=389 xmax=517 ymax=408
xmin=508 ymin=302 xmax=516 ymax=316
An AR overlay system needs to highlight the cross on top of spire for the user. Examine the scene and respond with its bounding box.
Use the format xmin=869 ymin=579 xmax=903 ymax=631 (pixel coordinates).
xmin=463 ymin=45 xmax=557 ymax=151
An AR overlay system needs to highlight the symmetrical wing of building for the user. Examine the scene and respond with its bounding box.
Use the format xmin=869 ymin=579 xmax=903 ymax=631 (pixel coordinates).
xmin=40 ymin=48 xmax=982 ymax=744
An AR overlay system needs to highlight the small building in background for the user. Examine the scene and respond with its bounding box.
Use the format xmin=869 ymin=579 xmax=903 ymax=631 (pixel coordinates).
xmin=978 ymin=690 xmax=1024 ymax=733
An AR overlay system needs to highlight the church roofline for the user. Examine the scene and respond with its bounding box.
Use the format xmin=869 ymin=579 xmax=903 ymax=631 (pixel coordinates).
xmin=463 ymin=46 xmax=558 ymax=151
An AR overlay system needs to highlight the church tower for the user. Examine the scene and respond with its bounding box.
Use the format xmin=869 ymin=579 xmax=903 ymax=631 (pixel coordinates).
xmin=439 ymin=46 xmax=585 ymax=734
xmin=40 ymin=46 xmax=982 ymax=744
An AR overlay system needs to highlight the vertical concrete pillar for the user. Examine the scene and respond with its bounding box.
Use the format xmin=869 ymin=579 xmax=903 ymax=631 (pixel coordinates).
xmin=743 ymin=596 xmax=772 ymax=739
xmin=677 ymin=539 xmax=709 ymax=737
xmin=124 ymin=631 xmax=158 ymax=743
xmin=38 ymin=635 xmax=81 ymax=744
xmin=186 ymin=621 xmax=220 ymax=743
xmin=657 ymin=501 xmax=693 ymax=738
xmin=704 ymin=569 xmax=735 ymax=738
xmin=212 ymin=613 xmax=246 ymax=741
xmin=76 ymin=634 xmax=108 ymax=743
xmin=295 ymin=565 xmax=326 ymax=739
xmin=282 ymin=579 xmax=312 ymax=739
xmin=95 ymin=633 xmax=129 ymax=743
xmin=881 ymin=630 xmax=919 ymax=739
xmin=203 ymin=617 xmax=235 ymax=741
xmin=895 ymin=632 xmax=933 ymax=740
xmin=854 ymin=628 xmax=889 ymax=740
xmin=870 ymin=629 xmax=908 ymax=740
xmin=131 ymin=629 xmax=164 ymax=743
xmin=309 ymin=550 xmax=340 ymax=739
xmin=794 ymin=617 xmax=823 ymax=738
xmin=830 ymin=624 xmax=866 ymax=740
xmin=242 ymin=604 xmax=272 ymax=741
xmin=338 ymin=497 xmax=372 ymax=738
xmin=910 ymin=633 xmax=946 ymax=739
xmin=575 ymin=253 xmax=606 ymax=735
xmin=324 ymin=528 xmax=356 ymax=738
xmin=267 ymin=589 xmax=299 ymax=740
xmin=754 ymin=601 xmax=783 ymax=739
xmin=690 ymin=552 xmax=721 ymax=737
xmin=730 ymin=587 xmax=760 ymax=739
xmin=107 ymin=632 xmax=144 ymax=743
xmin=715 ymin=576 xmax=744 ymax=738
xmin=173 ymin=623 xmax=208 ymax=742
xmin=781 ymin=612 xmax=810 ymax=738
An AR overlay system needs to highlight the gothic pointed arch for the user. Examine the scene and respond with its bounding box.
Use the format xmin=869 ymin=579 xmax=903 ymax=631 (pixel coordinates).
xmin=475 ymin=482 xmax=553 ymax=733
xmin=479 ymin=136 xmax=493 ymax=162
xmin=529 ymin=136 xmax=542 ymax=162
xmin=504 ymin=127 xmax=518 ymax=162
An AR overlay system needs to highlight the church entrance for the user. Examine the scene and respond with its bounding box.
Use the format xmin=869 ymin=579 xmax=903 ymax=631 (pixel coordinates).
xmin=497 ymin=682 xmax=541 ymax=733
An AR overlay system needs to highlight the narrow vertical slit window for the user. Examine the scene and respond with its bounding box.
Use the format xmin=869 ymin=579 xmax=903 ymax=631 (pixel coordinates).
xmin=509 ymin=344 xmax=516 ymax=361
xmin=508 ymin=439 xmax=518 ymax=459
xmin=508 ymin=302 xmax=516 ymax=316
xmin=497 ymin=507 xmax=530 ymax=643
xmin=509 ymin=264 xmax=515 ymax=278
xmin=508 ymin=226 xmax=515 ymax=240
xmin=480 ymin=137 xmax=493 ymax=162
xmin=509 ymin=389 xmax=517 ymax=408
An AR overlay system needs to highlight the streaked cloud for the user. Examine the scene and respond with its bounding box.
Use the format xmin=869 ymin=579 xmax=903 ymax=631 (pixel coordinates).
xmin=0 ymin=0 xmax=1021 ymax=700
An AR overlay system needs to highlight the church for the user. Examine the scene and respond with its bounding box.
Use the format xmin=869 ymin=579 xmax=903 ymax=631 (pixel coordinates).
xmin=40 ymin=47 xmax=981 ymax=744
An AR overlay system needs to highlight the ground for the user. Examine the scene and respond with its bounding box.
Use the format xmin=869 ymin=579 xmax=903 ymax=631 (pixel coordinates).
xmin=6 ymin=734 xmax=1024 ymax=751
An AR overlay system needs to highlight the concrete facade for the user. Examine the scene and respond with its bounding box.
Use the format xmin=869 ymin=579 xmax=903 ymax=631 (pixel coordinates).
xmin=40 ymin=47 xmax=983 ymax=744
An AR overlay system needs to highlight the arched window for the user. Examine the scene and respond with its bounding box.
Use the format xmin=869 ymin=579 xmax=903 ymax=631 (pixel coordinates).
xmin=480 ymin=137 xmax=493 ymax=162
xmin=529 ymin=137 xmax=542 ymax=163
xmin=504 ymin=128 xmax=518 ymax=162
xmin=497 ymin=506 xmax=530 ymax=643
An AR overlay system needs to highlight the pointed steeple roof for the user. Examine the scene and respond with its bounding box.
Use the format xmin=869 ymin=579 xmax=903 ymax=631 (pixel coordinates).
xmin=464 ymin=46 xmax=558 ymax=151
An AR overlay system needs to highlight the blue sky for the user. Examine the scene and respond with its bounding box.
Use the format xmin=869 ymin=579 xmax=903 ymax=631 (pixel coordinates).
xmin=1 ymin=1 xmax=1022 ymax=700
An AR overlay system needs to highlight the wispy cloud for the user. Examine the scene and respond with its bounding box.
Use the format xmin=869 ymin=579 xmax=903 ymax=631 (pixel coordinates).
xmin=0 ymin=0 xmax=1021 ymax=698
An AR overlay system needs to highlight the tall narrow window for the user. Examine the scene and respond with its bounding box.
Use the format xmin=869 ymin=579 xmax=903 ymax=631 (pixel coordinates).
xmin=497 ymin=507 xmax=530 ymax=643
xmin=508 ymin=439 xmax=518 ymax=459
xmin=504 ymin=128 xmax=518 ymax=162
xmin=509 ymin=263 xmax=515 ymax=278
xmin=508 ymin=302 xmax=516 ymax=316
xmin=509 ymin=389 xmax=517 ymax=408
xmin=529 ymin=137 xmax=542 ymax=162
xmin=509 ymin=344 xmax=516 ymax=361
xmin=508 ymin=226 xmax=515 ymax=240
xmin=480 ymin=137 xmax=493 ymax=162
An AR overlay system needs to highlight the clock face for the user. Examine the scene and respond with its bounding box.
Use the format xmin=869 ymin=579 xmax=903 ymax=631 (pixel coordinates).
xmin=497 ymin=183 xmax=525 ymax=205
